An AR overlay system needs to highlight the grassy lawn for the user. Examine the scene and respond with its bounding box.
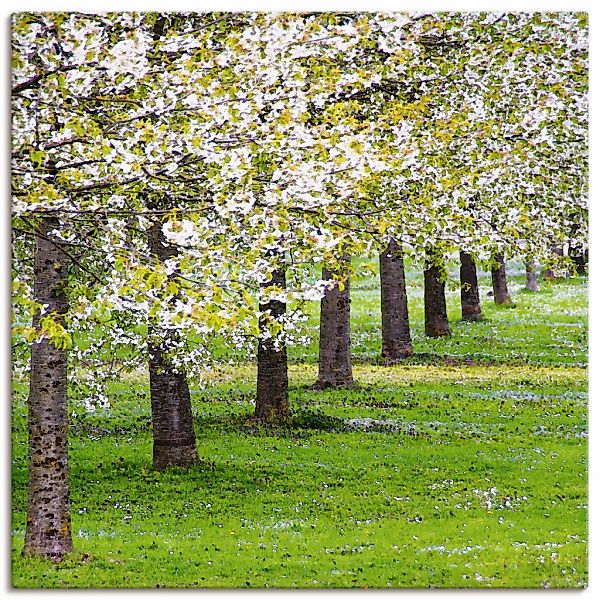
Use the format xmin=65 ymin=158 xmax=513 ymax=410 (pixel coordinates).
xmin=11 ymin=262 xmax=588 ymax=588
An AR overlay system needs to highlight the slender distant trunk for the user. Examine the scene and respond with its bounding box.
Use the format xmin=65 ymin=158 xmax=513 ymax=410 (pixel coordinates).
xmin=379 ymin=239 xmax=412 ymax=361
xmin=24 ymin=216 xmax=73 ymax=561
xmin=525 ymin=259 xmax=539 ymax=292
xmin=491 ymin=252 xmax=513 ymax=305
xmin=542 ymin=266 xmax=557 ymax=280
xmin=255 ymin=263 xmax=289 ymax=423
xmin=148 ymin=219 xmax=198 ymax=470
xmin=459 ymin=251 xmax=483 ymax=321
xmin=316 ymin=259 xmax=353 ymax=388
xmin=571 ymin=249 xmax=587 ymax=276
xmin=424 ymin=252 xmax=451 ymax=337
xmin=543 ymin=245 xmax=563 ymax=280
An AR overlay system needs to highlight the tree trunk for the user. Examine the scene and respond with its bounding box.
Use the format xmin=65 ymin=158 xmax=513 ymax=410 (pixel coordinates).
xmin=491 ymin=252 xmax=513 ymax=305
xmin=424 ymin=253 xmax=451 ymax=337
xmin=23 ymin=217 xmax=73 ymax=561
xmin=316 ymin=260 xmax=353 ymax=388
xmin=379 ymin=239 xmax=412 ymax=361
xmin=459 ymin=251 xmax=483 ymax=321
xmin=542 ymin=245 xmax=563 ymax=280
xmin=148 ymin=219 xmax=198 ymax=470
xmin=525 ymin=259 xmax=539 ymax=292
xmin=571 ymin=249 xmax=587 ymax=275
xmin=255 ymin=264 xmax=289 ymax=422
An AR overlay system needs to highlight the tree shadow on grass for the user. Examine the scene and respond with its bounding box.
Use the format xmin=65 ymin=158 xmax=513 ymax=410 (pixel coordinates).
xmin=193 ymin=409 xmax=435 ymax=440
xmin=193 ymin=409 xmax=348 ymax=436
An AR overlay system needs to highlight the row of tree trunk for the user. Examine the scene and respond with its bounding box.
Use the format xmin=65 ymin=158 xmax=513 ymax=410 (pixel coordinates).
xmin=254 ymin=243 xmax=519 ymax=416
xmin=20 ymin=225 xmax=535 ymax=560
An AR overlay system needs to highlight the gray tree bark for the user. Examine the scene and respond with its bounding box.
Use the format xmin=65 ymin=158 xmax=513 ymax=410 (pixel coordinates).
xmin=24 ymin=217 xmax=73 ymax=561
xmin=424 ymin=252 xmax=451 ymax=337
xmin=460 ymin=251 xmax=483 ymax=321
xmin=379 ymin=239 xmax=412 ymax=361
xmin=255 ymin=264 xmax=289 ymax=422
xmin=148 ymin=218 xmax=198 ymax=470
xmin=491 ymin=252 xmax=513 ymax=305
xmin=316 ymin=259 xmax=353 ymax=388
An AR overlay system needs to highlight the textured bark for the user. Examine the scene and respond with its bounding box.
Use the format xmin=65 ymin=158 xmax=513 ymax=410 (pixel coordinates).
xmin=424 ymin=254 xmax=451 ymax=337
xmin=255 ymin=265 xmax=289 ymax=423
xmin=24 ymin=217 xmax=73 ymax=561
xmin=316 ymin=261 xmax=353 ymax=388
xmin=148 ymin=342 xmax=198 ymax=470
xmin=379 ymin=239 xmax=412 ymax=361
xmin=148 ymin=219 xmax=198 ymax=470
xmin=459 ymin=251 xmax=483 ymax=321
xmin=525 ymin=259 xmax=539 ymax=292
xmin=491 ymin=252 xmax=513 ymax=305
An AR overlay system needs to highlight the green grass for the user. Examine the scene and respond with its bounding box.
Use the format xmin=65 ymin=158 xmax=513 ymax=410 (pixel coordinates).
xmin=287 ymin=257 xmax=587 ymax=366
xmin=11 ymin=261 xmax=588 ymax=588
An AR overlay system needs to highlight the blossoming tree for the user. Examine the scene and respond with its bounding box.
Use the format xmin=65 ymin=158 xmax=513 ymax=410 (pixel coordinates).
xmin=12 ymin=11 xmax=587 ymax=561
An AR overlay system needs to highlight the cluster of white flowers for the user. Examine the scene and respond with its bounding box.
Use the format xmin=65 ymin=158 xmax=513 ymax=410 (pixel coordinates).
xmin=472 ymin=487 xmax=529 ymax=511
xmin=103 ymin=31 xmax=151 ymax=81
xmin=10 ymin=11 xmax=587 ymax=378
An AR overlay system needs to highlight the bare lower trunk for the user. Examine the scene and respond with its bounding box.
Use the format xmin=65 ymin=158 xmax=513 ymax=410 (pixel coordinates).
xmin=525 ymin=259 xmax=539 ymax=292
xmin=459 ymin=251 xmax=483 ymax=321
xmin=379 ymin=239 xmax=412 ymax=361
xmin=316 ymin=260 xmax=353 ymax=388
xmin=148 ymin=338 xmax=198 ymax=469
xmin=148 ymin=219 xmax=198 ymax=470
xmin=255 ymin=264 xmax=289 ymax=422
xmin=24 ymin=217 xmax=73 ymax=561
xmin=491 ymin=252 xmax=513 ymax=305
xmin=424 ymin=253 xmax=451 ymax=337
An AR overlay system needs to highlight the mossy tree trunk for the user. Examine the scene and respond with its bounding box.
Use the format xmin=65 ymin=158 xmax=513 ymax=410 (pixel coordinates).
xmin=424 ymin=252 xmax=451 ymax=337
xmin=24 ymin=216 xmax=74 ymax=561
xmin=147 ymin=218 xmax=198 ymax=470
xmin=379 ymin=238 xmax=412 ymax=361
xmin=316 ymin=259 xmax=353 ymax=388
xmin=459 ymin=251 xmax=483 ymax=321
xmin=255 ymin=263 xmax=289 ymax=422
xmin=491 ymin=252 xmax=513 ymax=305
